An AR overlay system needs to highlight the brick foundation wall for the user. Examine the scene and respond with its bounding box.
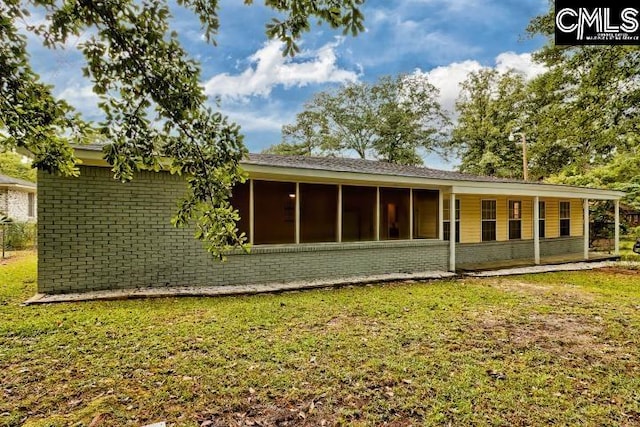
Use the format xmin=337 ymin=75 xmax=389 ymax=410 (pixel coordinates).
xmin=38 ymin=166 xmax=449 ymax=294
xmin=456 ymin=236 xmax=584 ymax=267
xmin=456 ymin=240 xmax=535 ymax=266
xmin=540 ymin=236 xmax=584 ymax=257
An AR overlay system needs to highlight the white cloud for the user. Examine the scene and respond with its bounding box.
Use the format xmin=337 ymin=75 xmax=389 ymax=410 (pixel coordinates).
xmin=415 ymin=52 xmax=547 ymax=116
xmin=57 ymin=85 xmax=103 ymax=120
xmin=420 ymin=60 xmax=484 ymax=115
xmin=495 ymin=52 xmax=547 ymax=80
xmin=224 ymin=109 xmax=288 ymax=133
xmin=203 ymin=39 xmax=358 ymax=99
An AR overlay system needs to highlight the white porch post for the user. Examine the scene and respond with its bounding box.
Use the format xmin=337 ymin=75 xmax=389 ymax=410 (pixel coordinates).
xmin=337 ymin=184 xmax=342 ymax=243
xmin=409 ymin=188 xmax=414 ymax=240
xmin=614 ymin=199 xmax=620 ymax=256
xmin=295 ymin=182 xmax=300 ymax=244
xmin=249 ymin=179 xmax=254 ymax=245
xmin=533 ymin=196 xmax=540 ymax=265
xmin=449 ymin=192 xmax=456 ymax=272
xmin=375 ymin=186 xmax=380 ymax=241
xmin=438 ymin=190 xmax=444 ymax=240
xmin=583 ymin=198 xmax=589 ymax=260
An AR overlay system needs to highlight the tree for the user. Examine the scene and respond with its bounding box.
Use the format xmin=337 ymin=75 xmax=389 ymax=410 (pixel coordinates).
xmin=548 ymin=151 xmax=640 ymax=210
xmin=450 ymin=69 xmax=529 ymax=178
xmin=452 ymin=3 xmax=639 ymax=181
xmin=526 ymin=2 xmax=640 ymax=171
xmin=547 ymin=150 xmax=640 ymax=244
xmin=278 ymin=74 xmax=449 ymax=165
xmin=0 ymin=0 xmax=365 ymax=258
xmin=0 ymin=151 xmax=37 ymax=182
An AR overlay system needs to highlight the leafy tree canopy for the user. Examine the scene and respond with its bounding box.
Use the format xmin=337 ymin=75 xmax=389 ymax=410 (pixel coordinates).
xmin=275 ymin=74 xmax=450 ymax=166
xmin=452 ymin=1 xmax=639 ymax=185
xmin=0 ymin=151 xmax=37 ymax=182
xmin=525 ymin=1 xmax=640 ymax=170
xmin=548 ymin=151 xmax=640 ymax=210
xmin=0 ymin=0 xmax=365 ymax=258
xmin=450 ymin=69 xmax=529 ymax=178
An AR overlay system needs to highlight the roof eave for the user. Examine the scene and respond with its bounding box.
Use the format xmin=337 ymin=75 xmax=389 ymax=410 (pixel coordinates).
xmin=72 ymin=148 xmax=625 ymax=200
xmin=0 ymin=183 xmax=37 ymax=191
xmin=245 ymin=163 xmax=624 ymax=200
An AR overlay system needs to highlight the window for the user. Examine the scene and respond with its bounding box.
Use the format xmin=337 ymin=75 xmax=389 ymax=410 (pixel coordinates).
xmin=300 ymin=183 xmax=338 ymax=243
xmin=560 ymin=201 xmax=571 ymax=237
xmin=413 ymin=190 xmax=439 ymax=239
xmin=481 ymin=200 xmax=497 ymax=241
xmin=28 ymin=193 xmax=35 ymax=218
xmin=538 ymin=201 xmax=546 ymax=238
xmin=508 ymin=200 xmax=522 ymax=240
xmin=380 ymin=188 xmax=410 ymax=240
xmin=443 ymin=199 xmax=460 ymax=242
xmin=231 ymin=182 xmax=250 ymax=240
xmin=253 ymin=180 xmax=296 ymax=244
xmin=342 ymin=186 xmax=376 ymax=242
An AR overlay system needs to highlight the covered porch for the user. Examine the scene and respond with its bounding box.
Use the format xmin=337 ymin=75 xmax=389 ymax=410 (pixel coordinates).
xmin=445 ymin=184 xmax=624 ymax=272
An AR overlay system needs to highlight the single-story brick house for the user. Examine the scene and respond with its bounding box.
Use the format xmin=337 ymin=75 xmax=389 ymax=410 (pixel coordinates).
xmin=0 ymin=173 xmax=37 ymax=221
xmin=37 ymin=145 xmax=624 ymax=295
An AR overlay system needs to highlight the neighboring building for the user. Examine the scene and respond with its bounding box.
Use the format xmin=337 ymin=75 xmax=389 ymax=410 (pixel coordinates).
xmin=37 ymin=146 xmax=624 ymax=295
xmin=0 ymin=173 xmax=37 ymax=221
xmin=621 ymin=204 xmax=640 ymax=227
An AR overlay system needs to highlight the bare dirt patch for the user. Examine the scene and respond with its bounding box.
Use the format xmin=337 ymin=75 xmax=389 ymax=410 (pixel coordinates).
xmin=475 ymin=311 xmax=620 ymax=360
xmin=596 ymin=267 xmax=640 ymax=275
xmin=484 ymin=279 xmax=595 ymax=304
xmin=0 ymin=250 xmax=35 ymax=265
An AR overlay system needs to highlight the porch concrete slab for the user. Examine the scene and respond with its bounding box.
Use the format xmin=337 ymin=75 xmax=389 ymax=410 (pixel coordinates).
xmin=464 ymin=261 xmax=618 ymax=278
xmin=458 ymin=252 xmax=618 ymax=272
xmin=24 ymin=270 xmax=456 ymax=305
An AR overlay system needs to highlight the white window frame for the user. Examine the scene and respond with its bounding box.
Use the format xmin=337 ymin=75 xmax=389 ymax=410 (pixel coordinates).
xmin=481 ymin=199 xmax=497 ymax=242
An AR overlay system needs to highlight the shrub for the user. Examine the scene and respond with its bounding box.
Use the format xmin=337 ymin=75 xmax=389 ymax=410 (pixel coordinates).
xmin=627 ymin=226 xmax=640 ymax=239
xmin=1 ymin=221 xmax=37 ymax=250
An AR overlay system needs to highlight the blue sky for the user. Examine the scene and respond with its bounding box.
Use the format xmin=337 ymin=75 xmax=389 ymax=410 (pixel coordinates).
xmin=25 ymin=0 xmax=550 ymax=169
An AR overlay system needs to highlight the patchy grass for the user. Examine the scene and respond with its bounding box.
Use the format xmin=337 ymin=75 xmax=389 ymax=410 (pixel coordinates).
xmin=1 ymin=254 xmax=640 ymax=426
xmin=620 ymin=237 xmax=640 ymax=261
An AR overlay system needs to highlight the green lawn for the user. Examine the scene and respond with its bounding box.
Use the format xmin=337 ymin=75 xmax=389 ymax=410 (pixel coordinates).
xmin=1 ymin=253 xmax=640 ymax=426
xmin=620 ymin=236 xmax=640 ymax=260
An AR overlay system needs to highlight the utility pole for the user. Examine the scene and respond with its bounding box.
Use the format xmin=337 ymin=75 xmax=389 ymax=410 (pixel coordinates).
xmin=509 ymin=131 xmax=528 ymax=181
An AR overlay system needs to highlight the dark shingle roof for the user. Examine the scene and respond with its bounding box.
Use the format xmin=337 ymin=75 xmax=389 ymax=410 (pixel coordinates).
xmin=78 ymin=144 xmax=519 ymax=183
xmin=0 ymin=173 xmax=36 ymax=188
xmin=245 ymin=153 xmax=526 ymax=184
xmin=72 ymin=145 xmax=623 ymax=194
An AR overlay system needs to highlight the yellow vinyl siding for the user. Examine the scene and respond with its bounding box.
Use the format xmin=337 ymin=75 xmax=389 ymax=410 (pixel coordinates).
xmin=458 ymin=194 xmax=480 ymax=243
xmin=544 ymin=198 xmax=559 ymax=238
xmin=453 ymin=195 xmax=585 ymax=243
xmin=457 ymin=195 xmax=530 ymax=243
xmin=521 ymin=198 xmax=533 ymax=240
xmin=496 ymin=196 xmax=507 ymax=241
xmin=570 ymin=199 xmax=584 ymax=237
xmin=540 ymin=198 xmax=583 ymax=238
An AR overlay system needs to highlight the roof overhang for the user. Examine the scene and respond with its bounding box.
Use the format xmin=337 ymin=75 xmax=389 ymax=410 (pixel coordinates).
xmin=245 ymin=164 xmax=624 ymax=200
xmin=0 ymin=184 xmax=36 ymax=192
xmin=73 ymin=147 xmax=625 ymax=201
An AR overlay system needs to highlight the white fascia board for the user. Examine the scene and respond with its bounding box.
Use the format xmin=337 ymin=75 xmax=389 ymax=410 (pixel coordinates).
xmin=0 ymin=184 xmax=36 ymax=192
xmin=245 ymin=164 xmax=624 ymax=200
xmin=450 ymin=184 xmax=624 ymax=200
